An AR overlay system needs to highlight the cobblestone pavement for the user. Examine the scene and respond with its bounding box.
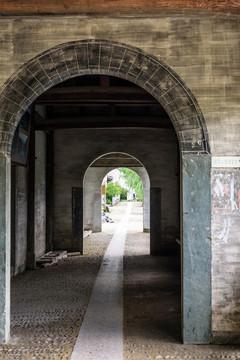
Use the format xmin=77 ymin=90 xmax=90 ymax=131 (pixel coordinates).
xmin=0 ymin=233 xmax=112 ymax=360
xmin=0 ymin=203 xmax=240 ymax=359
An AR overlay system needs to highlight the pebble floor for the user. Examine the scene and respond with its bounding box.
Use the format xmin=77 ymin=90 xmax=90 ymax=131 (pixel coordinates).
xmin=0 ymin=203 xmax=240 ymax=359
xmin=0 ymin=232 xmax=112 ymax=360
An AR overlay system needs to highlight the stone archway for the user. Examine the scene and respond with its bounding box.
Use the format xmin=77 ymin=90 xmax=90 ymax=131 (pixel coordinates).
xmin=0 ymin=40 xmax=211 ymax=344
xmin=83 ymin=152 xmax=150 ymax=235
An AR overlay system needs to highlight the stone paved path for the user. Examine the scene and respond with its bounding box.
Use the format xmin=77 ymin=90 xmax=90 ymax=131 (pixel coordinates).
xmin=0 ymin=202 xmax=240 ymax=359
xmin=71 ymin=202 xmax=132 ymax=360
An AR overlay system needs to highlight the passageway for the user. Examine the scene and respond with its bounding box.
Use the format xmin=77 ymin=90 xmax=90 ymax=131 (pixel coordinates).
xmin=1 ymin=203 xmax=239 ymax=358
xmin=71 ymin=202 xmax=133 ymax=360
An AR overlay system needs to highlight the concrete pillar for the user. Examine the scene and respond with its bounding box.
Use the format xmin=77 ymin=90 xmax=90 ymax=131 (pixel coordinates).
xmin=182 ymin=154 xmax=211 ymax=344
xmin=72 ymin=187 xmax=84 ymax=253
xmin=0 ymin=155 xmax=11 ymax=343
xmin=83 ymin=168 xmax=103 ymax=233
xmin=143 ymin=185 xmax=150 ymax=232
xmin=133 ymin=167 xmax=150 ymax=232
xmin=46 ymin=131 xmax=54 ymax=252
xmin=150 ymin=187 xmax=161 ymax=255
xmin=27 ymin=127 xmax=36 ymax=269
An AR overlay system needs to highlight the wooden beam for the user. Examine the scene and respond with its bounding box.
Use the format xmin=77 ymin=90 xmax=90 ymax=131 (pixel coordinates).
xmin=100 ymin=76 xmax=110 ymax=88
xmin=0 ymin=1 xmax=239 ymax=15
xmin=34 ymin=115 xmax=173 ymax=130
xmin=35 ymin=86 xmax=157 ymax=104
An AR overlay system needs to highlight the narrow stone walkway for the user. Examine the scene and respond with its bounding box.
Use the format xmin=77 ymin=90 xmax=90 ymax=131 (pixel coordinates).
xmin=71 ymin=202 xmax=132 ymax=360
xmin=0 ymin=202 xmax=240 ymax=359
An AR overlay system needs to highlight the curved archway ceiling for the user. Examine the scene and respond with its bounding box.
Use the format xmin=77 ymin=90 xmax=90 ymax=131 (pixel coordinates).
xmin=34 ymin=75 xmax=174 ymax=132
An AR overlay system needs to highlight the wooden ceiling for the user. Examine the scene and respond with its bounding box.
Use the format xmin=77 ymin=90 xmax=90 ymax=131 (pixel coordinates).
xmin=0 ymin=0 xmax=239 ymax=16
xmin=34 ymin=75 xmax=173 ymax=131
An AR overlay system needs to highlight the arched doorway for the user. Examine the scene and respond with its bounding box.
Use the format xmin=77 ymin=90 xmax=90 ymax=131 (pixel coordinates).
xmin=0 ymin=40 xmax=211 ymax=344
xmin=83 ymin=152 xmax=150 ymax=235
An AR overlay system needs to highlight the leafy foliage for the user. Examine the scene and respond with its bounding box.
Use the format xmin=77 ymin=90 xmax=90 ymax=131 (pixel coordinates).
xmin=106 ymin=181 xmax=128 ymax=203
xmin=119 ymin=168 xmax=143 ymax=201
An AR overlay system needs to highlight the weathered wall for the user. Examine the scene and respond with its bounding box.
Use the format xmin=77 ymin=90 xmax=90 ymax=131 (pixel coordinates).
xmin=0 ymin=12 xmax=239 ymax=341
xmin=53 ymin=128 xmax=179 ymax=251
xmin=35 ymin=131 xmax=46 ymax=259
xmin=0 ymin=15 xmax=239 ymax=156
xmin=211 ymin=167 xmax=240 ymax=343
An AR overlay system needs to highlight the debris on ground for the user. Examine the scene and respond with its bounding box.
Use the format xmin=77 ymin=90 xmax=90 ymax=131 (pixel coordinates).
xmin=102 ymin=211 xmax=114 ymax=223
xmin=67 ymin=252 xmax=81 ymax=257
xmin=84 ymin=230 xmax=92 ymax=238
xmin=36 ymin=251 xmax=67 ymax=267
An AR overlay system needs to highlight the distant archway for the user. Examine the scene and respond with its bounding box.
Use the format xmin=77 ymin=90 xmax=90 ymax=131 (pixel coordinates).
xmin=83 ymin=152 xmax=150 ymax=235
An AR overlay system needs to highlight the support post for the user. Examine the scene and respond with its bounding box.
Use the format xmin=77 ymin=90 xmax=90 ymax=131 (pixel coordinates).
xmin=143 ymin=185 xmax=150 ymax=233
xmin=150 ymin=187 xmax=161 ymax=255
xmin=11 ymin=165 xmax=16 ymax=275
xmin=46 ymin=131 xmax=54 ymax=252
xmin=182 ymin=154 xmax=211 ymax=344
xmin=27 ymin=127 xmax=36 ymax=269
xmin=72 ymin=187 xmax=84 ymax=253
xmin=0 ymin=155 xmax=11 ymax=343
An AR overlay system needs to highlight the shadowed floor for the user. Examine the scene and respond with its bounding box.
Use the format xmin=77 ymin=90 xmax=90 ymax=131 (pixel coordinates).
xmin=0 ymin=203 xmax=239 ymax=359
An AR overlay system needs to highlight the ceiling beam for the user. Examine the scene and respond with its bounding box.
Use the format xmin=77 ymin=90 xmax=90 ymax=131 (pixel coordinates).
xmin=34 ymin=115 xmax=173 ymax=130
xmin=35 ymin=86 xmax=157 ymax=104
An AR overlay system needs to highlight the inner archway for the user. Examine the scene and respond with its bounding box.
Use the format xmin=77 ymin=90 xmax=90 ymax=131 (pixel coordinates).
xmin=83 ymin=153 xmax=150 ymax=235
xmin=0 ymin=39 xmax=211 ymax=344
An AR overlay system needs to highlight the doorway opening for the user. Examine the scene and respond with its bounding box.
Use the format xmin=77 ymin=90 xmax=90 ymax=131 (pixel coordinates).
xmin=0 ymin=39 xmax=211 ymax=345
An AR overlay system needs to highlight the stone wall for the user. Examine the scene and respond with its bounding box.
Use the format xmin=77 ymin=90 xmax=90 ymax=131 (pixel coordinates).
xmin=0 ymin=12 xmax=239 ymax=341
xmin=0 ymin=15 xmax=239 ymax=156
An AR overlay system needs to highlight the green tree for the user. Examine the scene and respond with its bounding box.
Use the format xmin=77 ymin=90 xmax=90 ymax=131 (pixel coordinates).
xmin=119 ymin=168 xmax=143 ymax=201
xmin=106 ymin=182 xmax=122 ymax=203
xmin=120 ymin=187 xmax=128 ymax=200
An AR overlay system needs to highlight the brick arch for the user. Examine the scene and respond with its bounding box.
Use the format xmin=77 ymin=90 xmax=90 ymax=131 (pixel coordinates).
xmin=0 ymin=39 xmax=212 ymax=345
xmin=0 ymin=39 xmax=210 ymax=155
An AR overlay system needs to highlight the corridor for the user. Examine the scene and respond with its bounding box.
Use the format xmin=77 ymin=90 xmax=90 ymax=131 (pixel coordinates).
xmin=0 ymin=203 xmax=239 ymax=359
